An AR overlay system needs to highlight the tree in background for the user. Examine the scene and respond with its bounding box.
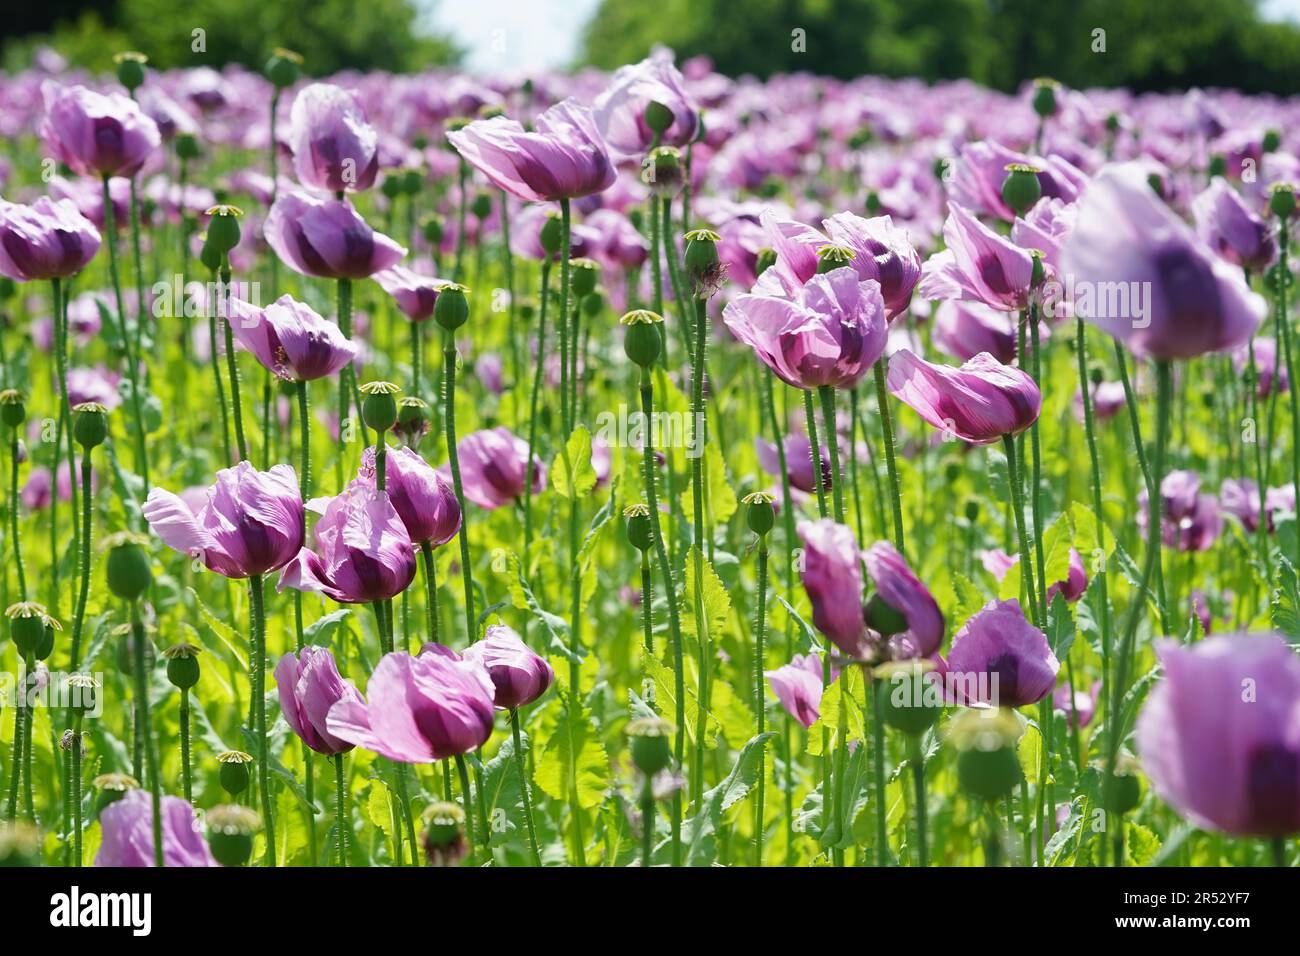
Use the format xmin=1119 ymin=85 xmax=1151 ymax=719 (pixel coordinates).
xmin=580 ymin=0 xmax=1300 ymax=93
xmin=2 ymin=0 xmax=461 ymax=74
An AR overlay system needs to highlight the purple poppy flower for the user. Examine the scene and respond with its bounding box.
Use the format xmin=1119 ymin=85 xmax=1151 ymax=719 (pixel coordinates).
xmin=1193 ymin=177 xmax=1276 ymax=273
xmin=374 ymin=266 xmax=449 ymax=322
xmin=274 ymin=646 xmax=362 ymax=756
xmin=948 ymin=141 xmax=1088 ymax=222
xmin=143 ymin=462 xmax=304 ymax=578
xmin=0 ymin=196 xmax=101 ymax=281
xmin=95 ymin=790 xmax=218 ymax=867
xmin=460 ymin=624 xmax=555 ymax=710
xmin=1072 ymin=379 xmax=1126 ymax=424
xmin=446 ymin=98 xmax=616 ymax=203
xmin=756 ymin=431 xmax=830 ymax=496
xmin=887 ymin=349 xmax=1041 ymax=445
xmin=1139 ymin=472 xmax=1223 ymax=552
xmin=226 ymin=293 xmax=357 ymax=382
xmin=278 ymin=480 xmax=416 ymax=604
xmin=585 ymin=208 xmax=649 ymax=270
xmin=1010 ymin=197 xmax=1077 ymax=271
xmin=863 ymin=541 xmax=944 ymax=658
xmin=265 ymin=191 xmax=406 ymax=280
xmin=765 ymin=653 xmax=826 ymax=728
xmin=932 ymin=300 xmax=1018 ymax=365
xmin=1054 ymin=679 xmax=1101 ymax=729
xmin=325 ymin=650 xmax=496 ymax=762
xmin=1137 ymin=634 xmax=1300 ymax=836
xmin=1233 ymin=337 xmax=1288 ymax=397
xmin=1060 ymin=163 xmax=1265 ymax=360
xmin=919 ymin=203 xmax=1034 ymax=312
xmin=723 ymin=267 xmax=888 ymax=390
xmin=476 ymin=353 xmax=505 ymax=395
xmin=797 ymin=519 xmax=868 ymax=659
xmin=288 ymin=83 xmax=379 ymax=194
xmin=945 ymin=599 xmax=1059 ymax=708
xmin=358 ymin=445 xmax=460 ymax=547
xmin=41 ymin=82 xmax=160 ymax=179
xmin=594 ymin=49 xmax=700 ymax=156
xmin=443 ymin=426 xmax=546 ymax=510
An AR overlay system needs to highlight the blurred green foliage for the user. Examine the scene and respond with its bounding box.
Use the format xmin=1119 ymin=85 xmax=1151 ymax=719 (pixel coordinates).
xmin=581 ymin=0 xmax=1300 ymax=93
xmin=2 ymin=0 xmax=461 ymax=75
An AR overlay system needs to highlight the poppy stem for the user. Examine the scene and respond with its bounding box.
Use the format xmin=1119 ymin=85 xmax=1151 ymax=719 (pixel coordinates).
xmin=500 ymin=191 xmax=520 ymax=404
xmin=8 ymin=427 xmax=26 ymax=599
xmin=510 ymin=708 xmax=542 ymax=866
xmin=872 ymin=359 xmax=906 ymax=552
xmin=129 ymin=600 xmax=164 ymax=866
xmin=101 ymin=176 xmax=150 ymax=492
xmin=294 ymin=379 xmax=317 ymax=863
xmin=443 ymin=332 xmax=476 ymax=645
xmin=639 ymin=553 xmax=654 ymax=656
xmin=454 ymin=158 xmax=468 ymax=282
xmin=248 ymin=573 xmax=275 ymax=865
xmin=872 ymin=676 xmax=889 ymax=865
xmin=179 ymin=687 xmax=192 ymax=803
xmin=640 ymin=775 xmax=655 ymax=868
xmin=1002 ymin=434 xmax=1039 ymax=628
xmin=1273 ymin=214 xmax=1299 ymax=570
xmin=522 ymin=261 xmax=550 ymax=592
xmin=803 ymin=389 xmax=829 ymax=519
xmin=1272 ymin=836 xmax=1287 ymax=867
xmin=818 ymin=385 xmax=846 ymax=524
xmin=334 ymin=753 xmax=348 ymax=866
xmin=689 ymin=294 xmax=710 ymax=807
xmin=754 ymin=537 xmax=768 ymax=866
xmin=220 ymin=265 xmax=249 ymax=461
xmin=420 ymin=540 xmax=440 ymax=646
xmin=910 ymin=732 xmax=928 ymax=866
xmin=454 ymin=752 xmax=476 ymax=864
xmin=71 ymin=712 xmax=83 ymax=865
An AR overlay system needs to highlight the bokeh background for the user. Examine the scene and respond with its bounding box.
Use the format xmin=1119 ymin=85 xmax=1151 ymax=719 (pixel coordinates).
xmin=4 ymin=0 xmax=1300 ymax=91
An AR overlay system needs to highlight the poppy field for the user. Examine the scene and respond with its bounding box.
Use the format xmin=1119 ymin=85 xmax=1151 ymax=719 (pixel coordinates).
xmin=0 ymin=42 xmax=1298 ymax=872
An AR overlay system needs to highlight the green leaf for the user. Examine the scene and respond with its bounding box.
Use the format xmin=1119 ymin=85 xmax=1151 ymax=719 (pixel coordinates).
xmin=681 ymin=732 xmax=774 ymax=865
xmin=304 ymin=609 xmax=352 ymax=646
xmin=535 ymin=692 xmax=609 ymax=811
xmin=550 ymin=426 xmax=597 ymax=499
xmin=680 ymin=547 xmax=730 ymax=640
xmin=1046 ymin=591 xmax=1075 ymax=659
xmin=681 ymin=442 xmax=737 ymax=525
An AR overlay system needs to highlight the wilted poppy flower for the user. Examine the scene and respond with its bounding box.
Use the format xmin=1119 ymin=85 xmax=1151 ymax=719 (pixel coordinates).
xmin=443 ymin=426 xmax=546 ymax=510
xmin=374 ymin=266 xmax=449 ymax=322
xmin=945 ymin=599 xmax=1059 ymax=708
xmin=41 ymin=82 xmax=160 ymax=178
xmin=325 ymin=650 xmax=496 ymax=762
xmin=274 ymin=646 xmax=362 ymax=756
xmin=1136 ymin=634 xmax=1300 ymax=836
xmin=278 ymin=481 xmax=416 ymax=604
xmin=1060 ymin=163 xmax=1265 ymax=360
xmin=920 ymin=204 xmax=1034 ymax=312
xmin=765 ymin=653 xmax=826 ymax=728
xmin=594 ymin=49 xmax=700 ymax=156
xmin=265 ymin=191 xmax=406 ymax=280
xmin=288 ymin=83 xmax=379 ymax=194
xmin=723 ymin=267 xmax=888 ymax=390
xmin=1193 ymin=177 xmax=1276 ymax=273
xmin=95 ymin=790 xmax=217 ymax=867
xmin=226 ymin=293 xmax=357 ymax=382
xmin=143 ymin=462 xmax=304 ymax=578
xmin=447 ymin=98 xmax=616 ymax=202
xmin=796 ymin=519 xmax=868 ymax=658
xmin=863 ymin=541 xmax=944 ymax=658
xmin=887 ymin=349 xmax=1041 ymax=444
xmin=0 ymin=196 xmax=101 ymax=281
xmin=358 ymin=445 xmax=460 ymax=547
xmin=460 ymin=624 xmax=554 ymax=709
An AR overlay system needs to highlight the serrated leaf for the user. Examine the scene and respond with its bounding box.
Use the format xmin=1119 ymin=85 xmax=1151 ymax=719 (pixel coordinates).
xmin=535 ymin=692 xmax=608 ymax=810
xmin=680 ymin=732 xmax=774 ymax=865
xmin=681 ymin=547 xmax=730 ymax=640
xmin=681 ymin=442 xmax=737 ymax=525
xmin=550 ymin=426 xmax=596 ymax=499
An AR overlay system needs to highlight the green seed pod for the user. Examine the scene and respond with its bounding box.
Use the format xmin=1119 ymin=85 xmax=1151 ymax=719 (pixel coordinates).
xmin=422 ymin=213 xmax=445 ymax=246
xmin=6 ymin=603 xmax=51 ymax=658
xmin=863 ymin=592 xmax=909 ymax=638
xmin=1207 ymin=155 xmax=1227 ymax=179
xmin=644 ymin=100 xmax=675 ymax=136
xmin=199 ymin=235 xmax=222 ymax=273
xmin=217 ymin=750 xmax=254 ymax=797
xmin=434 ymin=283 xmax=470 ymax=331
xmin=114 ymin=51 xmax=147 ymax=93
xmin=395 ymin=396 xmax=430 ymax=446
xmin=470 ymin=192 xmax=493 ymax=220
xmin=932 ymin=157 xmax=951 ymax=182
xmin=963 ymin=498 xmax=980 ymax=523
xmin=174 ymin=132 xmax=201 ymax=161
xmin=1029 ymin=250 xmax=1047 ymax=287
xmin=581 ymin=290 xmax=604 ymax=317
xmin=402 ymin=168 xmax=424 ymax=195
xmin=381 ymin=175 xmax=403 ymax=200
xmin=92 ymin=772 xmax=139 ymax=816
xmin=623 ymin=504 xmax=653 ymax=553
xmin=265 ymin=47 xmax=303 ymax=89
xmin=0 ymin=389 xmax=26 ymax=429
xmin=620 ymin=309 xmax=664 ymax=368
xmin=73 ymin=401 xmax=109 ymax=449
xmin=113 ymin=622 xmax=156 ymax=674
xmin=1031 ymin=78 xmax=1058 ymax=118
xmin=359 ymin=381 xmax=400 ymax=433
xmin=643 ymin=146 xmax=683 ymax=197
xmin=815 ymin=244 xmax=856 ymax=274
xmin=949 ymin=709 xmax=1023 ymax=801
xmin=204 ymin=204 xmax=243 ymax=256
xmin=539 ymin=213 xmax=564 ymax=256
xmin=683 ymin=228 xmax=722 ymax=291
xmin=422 ymin=801 xmax=468 ymax=867
xmin=104 ymin=532 xmax=152 ymax=601
xmin=1001 ymin=164 xmax=1042 ymax=217
xmin=163 ymin=643 xmax=202 ymax=690
xmin=570 ymin=257 xmax=599 ymax=298
xmin=1101 ymin=754 xmax=1143 ymax=815
xmin=1263 ymin=129 xmax=1281 ymax=154
xmin=65 ymin=673 xmax=100 ymax=717
xmin=206 ymin=804 xmax=260 ymax=866
xmin=626 ymin=715 xmax=674 ymax=776
xmin=741 ymin=491 xmax=775 ymax=537
xmin=1270 ymin=183 xmax=1297 ymax=220
xmin=876 ymin=660 xmax=943 ymax=736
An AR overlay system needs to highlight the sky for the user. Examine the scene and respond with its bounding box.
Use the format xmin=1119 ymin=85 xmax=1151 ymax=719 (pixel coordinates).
xmin=424 ymin=0 xmax=1300 ymax=74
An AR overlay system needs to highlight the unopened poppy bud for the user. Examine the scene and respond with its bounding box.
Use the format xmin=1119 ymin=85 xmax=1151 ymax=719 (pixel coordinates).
xmin=684 ymin=228 xmax=722 ymax=293
xmin=1101 ymin=754 xmax=1143 ymax=815
xmin=571 ymin=257 xmax=599 ymax=297
xmin=815 ymin=244 xmax=856 ymax=274
xmin=1001 ymin=164 xmax=1042 ymax=217
xmin=114 ymin=51 xmax=147 ymax=93
xmin=621 ymin=309 xmax=663 ymax=368
xmin=359 ymin=381 xmax=400 ymax=433
xmin=6 ymin=602 xmax=50 ymax=658
xmin=742 ymin=491 xmax=775 ymax=537
xmin=422 ymin=801 xmax=468 ymax=866
xmin=0 ymin=389 xmax=25 ymax=429
xmin=1031 ymin=78 xmax=1058 ymax=118
xmin=876 ymin=659 xmax=943 ymax=736
xmin=1270 ymin=183 xmax=1297 ymax=220
xmin=1263 ymin=129 xmax=1281 ymax=153
xmin=217 ymin=750 xmax=254 ymax=797
xmin=265 ymin=47 xmax=302 ymax=89
xmin=113 ymin=621 xmax=155 ymax=674
xmin=207 ymin=804 xmax=260 ymax=866
xmin=644 ymin=100 xmax=675 ymax=136
xmin=174 ymin=131 xmax=201 ymax=160
xmin=73 ymin=401 xmax=108 ymax=448
xmin=755 ymin=247 xmax=777 ymax=276
xmin=163 ymin=643 xmax=202 ymax=690
xmin=627 ymin=715 xmax=674 ymax=775
xmin=0 ymin=822 xmax=41 ymax=867
xmin=949 ymin=709 xmax=1023 ymax=801
xmin=643 ymin=146 xmax=683 ymax=196
xmin=104 ymin=531 xmax=152 ymax=601
xmin=421 ymin=213 xmax=445 ymax=245
xmin=624 ymin=504 xmax=653 ymax=552
xmin=470 ymin=192 xmax=493 ymax=220
xmin=539 ymin=213 xmax=564 ymax=256
xmin=204 ymin=204 xmax=243 ymax=257
xmin=92 ymin=772 xmax=139 ymax=815
xmin=434 ymin=283 xmax=470 ymax=331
